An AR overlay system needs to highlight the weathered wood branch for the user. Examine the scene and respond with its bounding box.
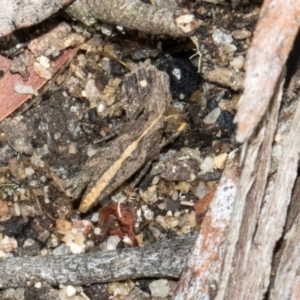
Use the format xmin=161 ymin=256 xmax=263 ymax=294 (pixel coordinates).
xmin=66 ymin=0 xmax=199 ymax=36
xmin=0 ymin=0 xmax=199 ymax=38
xmin=235 ymin=0 xmax=300 ymax=142
xmin=0 ymin=232 xmax=197 ymax=289
xmin=216 ymin=83 xmax=300 ymax=299
xmin=269 ymin=177 xmax=300 ymax=300
xmin=174 ymin=150 xmax=239 ymax=299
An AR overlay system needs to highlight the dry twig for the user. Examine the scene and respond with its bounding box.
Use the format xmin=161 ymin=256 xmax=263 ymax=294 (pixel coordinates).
xmin=0 ymin=233 xmax=196 ymax=289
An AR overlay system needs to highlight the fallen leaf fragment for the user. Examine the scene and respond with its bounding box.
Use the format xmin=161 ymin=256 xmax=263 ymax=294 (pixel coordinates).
xmin=99 ymin=202 xmax=138 ymax=246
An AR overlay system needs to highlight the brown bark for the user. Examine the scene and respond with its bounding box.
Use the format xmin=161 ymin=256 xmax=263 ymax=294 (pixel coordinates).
xmin=0 ymin=232 xmax=196 ymax=289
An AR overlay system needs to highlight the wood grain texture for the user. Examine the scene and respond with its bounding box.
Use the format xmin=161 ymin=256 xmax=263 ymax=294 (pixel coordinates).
xmin=235 ymin=0 xmax=300 ymax=142
xmin=0 ymin=48 xmax=77 ymax=122
xmin=0 ymin=232 xmax=197 ymax=288
xmin=82 ymin=0 xmax=199 ymax=36
xmin=174 ymin=150 xmax=239 ymax=300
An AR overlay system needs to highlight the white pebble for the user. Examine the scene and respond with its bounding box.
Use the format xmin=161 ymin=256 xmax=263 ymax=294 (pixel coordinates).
xmin=200 ymin=156 xmax=214 ymax=173
xmin=67 ymin=241 xmax=85 ymax=254
xmin=34 ymin=62 xmax=52 ymax=80
xmin=66 ymin=285 xmax=77 ymax=297
xmin=94 ymin=227 xmax=101 ymax=235
xmin=91 ymin=212 xmax=99 ymax=222
xmin=203 ymin=107 xmax=221 ymax=124
xmin=106 ymin=235 xmax=121 ymax=250
xmin=34 ymin=282 xmax=42 ymax=289
xmin=96 ymin=101 xmax=107 ymax=117
xmin=149 ymin=279 xmax=170 ymax=298
xmin=85 ymin=79 xmax=100 ymax=104
xmin=37 ymin=56 xmax=50 ymax=69
xmin=212 ymin=29 xmax=233 ymax=45
xmin=24 ymin=167 xmax=35 ymax=177
xmin=14 ymin=82 xmax=37 ymax=95
xmin=230 ymin=55 xmax=245 ymax=70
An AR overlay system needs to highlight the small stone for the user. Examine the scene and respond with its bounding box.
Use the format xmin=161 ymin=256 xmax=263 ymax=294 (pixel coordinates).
xmin=23 ymin=239 xmax=35 ymax=248
xmin=231 ymin=29 xmax=251 ymax=40
xmin=193 ymin=182 xmax=208 ymax=200
xmin=219 ymin=100 xmax=236 ymax=112
xmin=56 ymin=218 xmax=72 ymax=234
xmin=0 ymin=200 xmax=9 ymax=217
xmin=34 ymin=282 xmax=42 ymax=289
xmin=160 ymin=152 xmax=199 ymax=182
xmin=33 ymin=62 xmax=53 ymax=80
xmin=68 ymin=241 xmax=85 ymax=254
xmin=91 ymin=212 xmax=99 ymax=222
xmin=73 ymin=233 xmax=85 ymax=245
xmin=230 ymin=55 xmax=245 ymax=70
xmin=100 ymin=23 xmax=113 ymax=36
xmin=149 ymin=279 xmax=170 ymax=298
xmin=107 ymin=281 xmax=135 ymax=296
xmin=175 ymin=181 xmax=191 ymax=193
xmin=85 ymin=79 xmax=100 ymax=105
xmin=203 ymin=107 xmax=221 ymax=124
xmin=212 ymin=29 xmax=233 ymax=45
xmin=14 ymin=82 xmax=37 ymax=95
xmin=188 ymin=211 xmax=197 ymax=227
xmin=200 ymin=156 xmax=214 ymax=173
xmin=52 ymin=243 xmax=69 ymax=256
xmin=181 ymin=224 xmax=192 ymax=234
xmin=0 ymin=236 xmax=18 ymax=252
xmin=47 ymin=234 xmax=60 ymax=248
xmin=141 ymin=205 xmax=154 ymax=220
xmin=72 ymin=219 xmax=92 ymax=236
xmin=139 ymin=186 xmax=158 ymax=204
xmin=2 ymin=289 xmax=17 ymax=299
xmin=66 ymin=285 xmax=77 ymax=297
xmin=106 ymin=235 xmax=121 ymax=250
xmin=40 ymin=249 xmax=48 ymax=256
xmin=94 ymin=227 xmax=101 ymax=235
xmin=214 ymin=153 xmax=228 ymax=169
xmin=15 ymin=287 xmax=25 ymax=299
xmin=24 ymin=167 xmax=35 ymax=177
xmin=20 ymin=204 xmax=37 ymax=218
xmin=0 ymin=116 xmax=34 ymax=155
xmin=37 ymin=56 xmax=50 ymax=69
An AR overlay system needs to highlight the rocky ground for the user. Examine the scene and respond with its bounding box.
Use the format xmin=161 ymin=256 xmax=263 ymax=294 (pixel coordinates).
xmin=0 ymin=1 xmax=258 ymax=299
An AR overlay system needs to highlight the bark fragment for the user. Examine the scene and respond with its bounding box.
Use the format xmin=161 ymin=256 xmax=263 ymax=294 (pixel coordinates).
xmin=235 ymin=0 xmax=300 ymax=142
xmin=270 ymin=178 xmax=300 ymax=300
xmin=215 ymin=78 xmax=300 ymax=299
xmin=174 ymin=150 xmax=239 ymax=300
